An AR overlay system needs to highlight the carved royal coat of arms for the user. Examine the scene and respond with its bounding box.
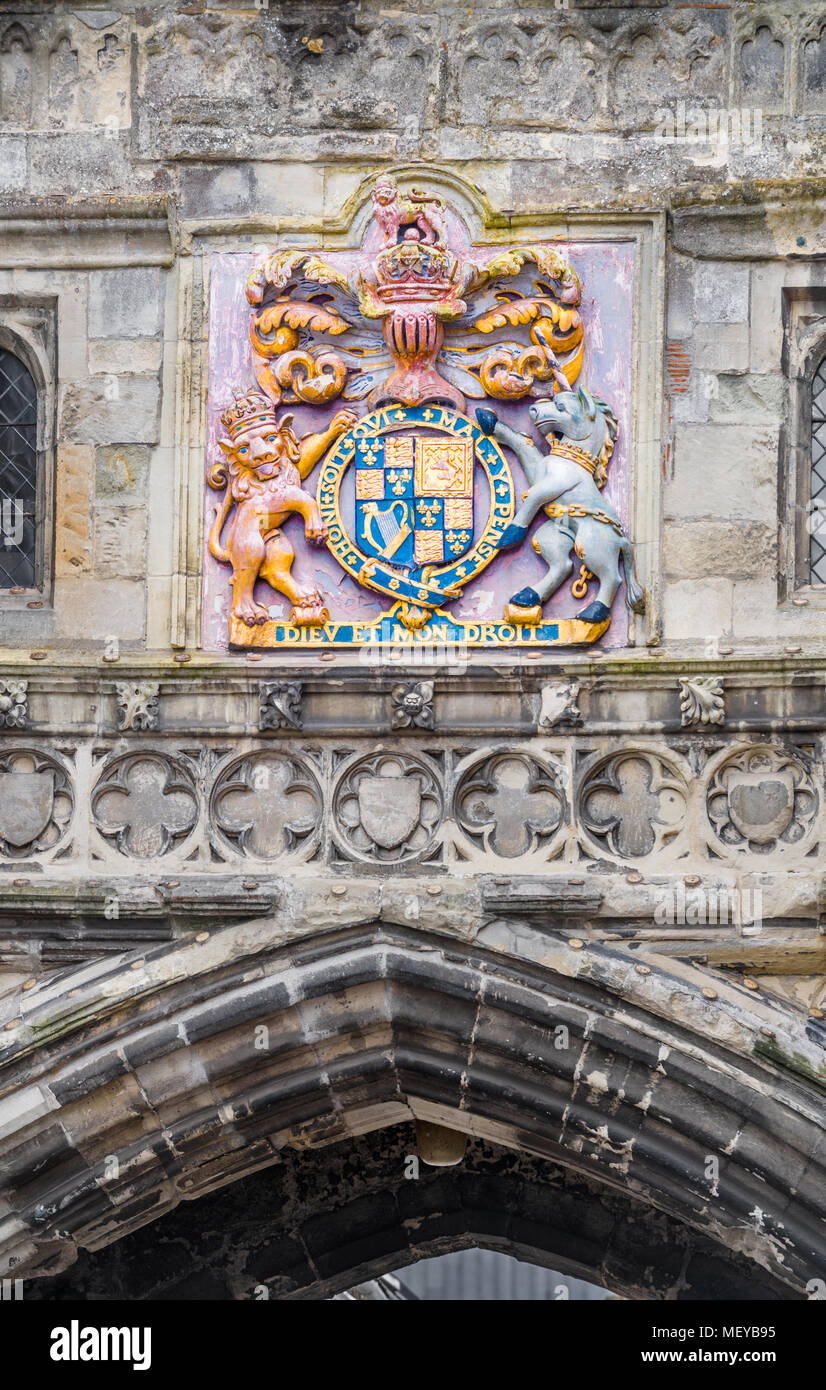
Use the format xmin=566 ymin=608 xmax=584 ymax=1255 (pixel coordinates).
xmin=203 ymin=174 xmax=642 ymax=652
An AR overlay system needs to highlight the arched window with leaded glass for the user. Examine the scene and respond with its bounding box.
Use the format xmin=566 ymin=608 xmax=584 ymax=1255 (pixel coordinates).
xmin=811 ymin=354 xmax=826 ymax=584
xmin=0 ymin=346 xmax=38 ymax=589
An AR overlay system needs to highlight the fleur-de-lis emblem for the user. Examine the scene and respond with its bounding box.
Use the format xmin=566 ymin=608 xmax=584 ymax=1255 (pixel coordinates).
xmin=417 ymin=500 xmax=440 ymax=527
xmin=387 ymin=468 xmax=410 ymax=496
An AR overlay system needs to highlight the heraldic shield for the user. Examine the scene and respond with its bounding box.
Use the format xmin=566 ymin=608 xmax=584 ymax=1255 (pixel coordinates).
xmin=357 ymin=774 xmax=421 ymax=850
xmin=355 ymin=430 xmax=474 ymax=570
xmin=317 ymin=403 xmax=514 ymax=613
xmin=0 ymin=769 xmax=54 ymax=847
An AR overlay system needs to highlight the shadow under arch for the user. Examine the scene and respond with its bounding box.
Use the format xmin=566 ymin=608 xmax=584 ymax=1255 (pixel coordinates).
xmin=0 ymin=917 xmax=823 ymax=1299
xmin=26 ymin=1127 xmax=795 ymax=1301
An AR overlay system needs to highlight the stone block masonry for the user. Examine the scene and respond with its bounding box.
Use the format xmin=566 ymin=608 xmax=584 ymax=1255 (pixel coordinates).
xmin=0 ymin=1 xmax=825 ymax=1305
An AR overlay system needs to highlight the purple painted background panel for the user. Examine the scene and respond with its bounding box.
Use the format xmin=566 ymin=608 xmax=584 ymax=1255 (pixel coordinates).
xmin=202 ymin=241 xmax=636 ymax=651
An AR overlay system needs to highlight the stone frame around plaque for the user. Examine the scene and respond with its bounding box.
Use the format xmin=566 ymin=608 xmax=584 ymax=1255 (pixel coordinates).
xmin=169 ymin=167 xmax=665 ymax=659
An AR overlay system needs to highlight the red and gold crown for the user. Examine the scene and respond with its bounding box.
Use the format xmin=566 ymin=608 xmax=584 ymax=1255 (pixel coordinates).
xmin=375 ymin=241 xmax=453 ymax=301
xmin=220 ymin=389 xmax=277 ymax=439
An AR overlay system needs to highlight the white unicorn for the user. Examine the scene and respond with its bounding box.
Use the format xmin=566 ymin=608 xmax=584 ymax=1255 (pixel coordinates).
xmin=476 ymin=387 xmax=645 ymax=624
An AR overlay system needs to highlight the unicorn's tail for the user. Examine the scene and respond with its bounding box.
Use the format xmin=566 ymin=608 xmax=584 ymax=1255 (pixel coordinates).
xmin=621 ymin=540 xmax=646 ymax=613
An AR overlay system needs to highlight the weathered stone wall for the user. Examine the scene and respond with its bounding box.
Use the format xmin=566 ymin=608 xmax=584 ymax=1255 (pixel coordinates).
xmin=0 ymin=7 xmax=823 ymax=990
xmin=0 ymin=2 xmax=825 ymax=654
xmin=1 ymin=1 xmax=826 ymax=1299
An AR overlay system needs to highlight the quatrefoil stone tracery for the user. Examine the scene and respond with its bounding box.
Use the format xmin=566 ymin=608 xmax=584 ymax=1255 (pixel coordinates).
xmin=579 ymin=750 xmax=688 ymax=859
xmin=332 ymin=751 xmax=443 ymax=863
xmin=705 ymin=745 xmax=818 ymax=857
xmin=0 ymin=748 xmax=73 ymax=858
xmin=211 ymin=752 xmax=321 ymax=859
xmin=92 ymin=754 xmax=198 ymax=858
xmin=456 ymin=752 xmax=564 ymax=858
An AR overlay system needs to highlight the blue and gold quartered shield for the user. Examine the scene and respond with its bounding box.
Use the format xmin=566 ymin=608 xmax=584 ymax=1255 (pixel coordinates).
xmin=354 ymin=431 xmax=475 ymax=570
xmin=320 ymin=403 xmax=513 ymax=609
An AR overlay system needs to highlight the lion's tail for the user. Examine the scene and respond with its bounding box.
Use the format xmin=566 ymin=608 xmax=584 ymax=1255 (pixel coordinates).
xmin=208 ymin=487 xmax=232 ymax=564
xmin=621 ymin=539 xmax=646 ymax=614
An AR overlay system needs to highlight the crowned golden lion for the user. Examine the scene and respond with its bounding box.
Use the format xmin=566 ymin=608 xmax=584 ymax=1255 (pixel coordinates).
xmin=208 ymin=390 xmax=357 ymax=626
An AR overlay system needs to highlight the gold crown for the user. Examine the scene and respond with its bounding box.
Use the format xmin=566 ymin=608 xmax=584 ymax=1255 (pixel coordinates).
xmin=220 ymin=389 xmax=277 ymax=438
xmin=374 ymin=242 xmax=452 ymax=304
xmin=376 ymin=240 xmax=450 ymax=280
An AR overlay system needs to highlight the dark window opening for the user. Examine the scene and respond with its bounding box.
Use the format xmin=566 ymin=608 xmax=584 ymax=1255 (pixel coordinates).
xmin=0 ymin=346 xmax=38 ymax=589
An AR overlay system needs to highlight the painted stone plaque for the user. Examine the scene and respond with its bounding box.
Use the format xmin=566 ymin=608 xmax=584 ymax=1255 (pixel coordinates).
xmin=203 ymin=176 xmax=640 ymax=652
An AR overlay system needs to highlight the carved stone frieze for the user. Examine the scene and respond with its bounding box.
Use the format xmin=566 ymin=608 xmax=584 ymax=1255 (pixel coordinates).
xmin=129 ymin=0 xmax=826 ymax=169
xmin=0 ymin=729 xmax=821 ymax=873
